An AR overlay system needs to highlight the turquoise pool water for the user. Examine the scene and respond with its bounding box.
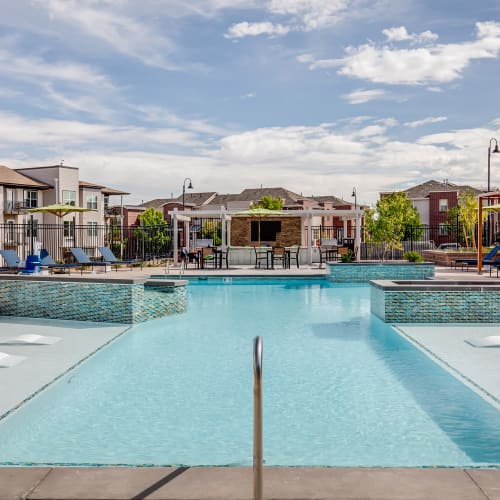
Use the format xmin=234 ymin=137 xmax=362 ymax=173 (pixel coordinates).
xmin=1 ymin=278 xmax=500 ymax=466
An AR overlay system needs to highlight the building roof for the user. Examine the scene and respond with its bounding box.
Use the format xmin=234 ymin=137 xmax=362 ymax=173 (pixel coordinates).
xmin=0 ymin=165 xmax=49 ymax=189
xmin=141 ymin=198 xmax=172 ymax=209
xmin=402 ymin=180 xmax=482 ymax=199
xmin=311 ymin=195 xmax=352 ymax=206
xmin=79 ymin=180 xmax=130 ymax=196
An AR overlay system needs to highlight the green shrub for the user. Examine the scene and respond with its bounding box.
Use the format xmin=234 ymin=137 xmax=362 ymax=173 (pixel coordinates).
xmin=340 ymin=249 xmax=355 ymax=262
xmin=403 ymin=251 xmax=424 ymax=262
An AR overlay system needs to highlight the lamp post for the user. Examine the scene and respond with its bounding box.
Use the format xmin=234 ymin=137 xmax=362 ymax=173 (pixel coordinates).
xmin=182 ymin=177 xmax=193 ymax=211
xmin=487 ymin=139 xmax=499 ymax=244
xmin=351 ymin=187 xmax=357 ymax=210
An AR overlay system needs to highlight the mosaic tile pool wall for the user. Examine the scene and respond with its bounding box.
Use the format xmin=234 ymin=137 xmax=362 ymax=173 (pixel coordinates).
xmin=0 ymin=278 xmax=187 ymax=323
xmin=371 ymin=282 xmax=500 ymax=323
xmin=328 ymin=262 xmax=435 ymax=283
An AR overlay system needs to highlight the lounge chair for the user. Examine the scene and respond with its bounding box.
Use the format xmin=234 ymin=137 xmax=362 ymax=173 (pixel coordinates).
xmin=70 ymin=247 xmax=111 ymax=273
xmin=0 ymin=334 xmax=61 ymax=345
xmin=0 ymin=352 xmax=26 ymax=367
xmin=465 ymin=336 xmax=500 ymax=347
xmin=98 ymin=247 xmax=143 ymax=270
xmin=40 ymin=249 xmax=83 ymax=275
xmin=0 ymin=250 xmax=24 ymax=272
xmin=452 ymin=245 xmax=500 ymax=271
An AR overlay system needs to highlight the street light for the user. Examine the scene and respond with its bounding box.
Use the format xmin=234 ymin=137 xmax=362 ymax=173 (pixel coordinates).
xmin=182 ymin=177 xmax=193 ymax=210
xmin=487 ymin=138 xmax=499 ymax=244
xmin=351 ymin=187 xmax=357 ymax=210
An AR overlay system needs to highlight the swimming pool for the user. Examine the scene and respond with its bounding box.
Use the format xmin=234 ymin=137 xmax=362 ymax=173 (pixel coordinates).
xmin=1 ymin=278 xmax=500 ymax=467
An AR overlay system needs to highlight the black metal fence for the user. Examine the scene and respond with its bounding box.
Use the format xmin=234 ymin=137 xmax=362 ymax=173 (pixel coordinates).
xmin=0 ymin=223 xmax=173 ymax=262
xmin=310 ymin=223 xmax=470 ymax=260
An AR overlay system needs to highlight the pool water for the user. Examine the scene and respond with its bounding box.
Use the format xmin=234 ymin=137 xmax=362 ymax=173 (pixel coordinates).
xmin=1 ymin=278 xmax=500 ymax=466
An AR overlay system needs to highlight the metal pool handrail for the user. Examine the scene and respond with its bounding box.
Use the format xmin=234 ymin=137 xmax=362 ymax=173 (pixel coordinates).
xmin=253 ymin=336 xmax=263 ymax=500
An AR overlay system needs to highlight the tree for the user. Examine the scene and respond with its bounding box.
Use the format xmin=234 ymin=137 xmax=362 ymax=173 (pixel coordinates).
xmin=451 ymin=189 xmax=485 ymax=249
xmin=135 ymin=208 xmax=171 ymax=258
xmin=365 ymin=192 xmax=421 ymax=260
xmin=250 ymin=195 xmax=284 ymax=210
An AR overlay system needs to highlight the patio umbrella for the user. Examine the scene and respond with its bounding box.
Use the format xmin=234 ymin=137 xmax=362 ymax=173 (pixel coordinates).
xmin=233 ymin=207 xmax=282 ymax=246
xmin=27 ymin=204 xmax=97 ymax=257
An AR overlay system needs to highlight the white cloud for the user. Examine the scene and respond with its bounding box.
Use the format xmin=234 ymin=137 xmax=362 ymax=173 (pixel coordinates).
xmin=2 ymin=110 xmax=499 ymax=204
xmin=225 ymin=21 xmax=290 ymax=39
xmin=36 ymin=0 xmax=176 ymax=69
xmin=0 ymin=45 xmax=114 ymax=88
xmin=404 ymin=116 xmax=447 ymax=128
xmin=302 ymin=21 xmax=500 ymax=85
xmin=240 ymin=92 xmax=257 ymax=99
xmin=342 ymin=88 xmax=387 ymax=104
xmin=268 ymin=0 xmax=349 ymax=31
xmin=382 ymin=26 xmax=438 ymax=44
xmin=0 ymin=112 xmax=202 ymax=149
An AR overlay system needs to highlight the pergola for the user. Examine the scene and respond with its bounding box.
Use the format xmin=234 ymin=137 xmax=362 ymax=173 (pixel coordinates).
xmin=168 ymin=207 xmax=364 ymax=266
xmin=477 ymin=191 xmax=500 ymax=274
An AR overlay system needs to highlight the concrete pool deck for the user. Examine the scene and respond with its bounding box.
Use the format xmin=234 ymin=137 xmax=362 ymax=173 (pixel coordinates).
xmin=2 ymin=466 xmax=500 ymax=499
xmin=1 ymin=264 xmax=500 ymax=499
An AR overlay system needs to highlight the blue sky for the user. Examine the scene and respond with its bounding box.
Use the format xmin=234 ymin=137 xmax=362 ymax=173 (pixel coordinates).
xmin=1 ymin=0 xmax=500 ymax=205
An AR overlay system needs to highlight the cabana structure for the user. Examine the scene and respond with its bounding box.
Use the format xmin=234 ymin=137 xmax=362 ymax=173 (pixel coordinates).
xmin=478 ymin=191 xmax=500 ymax=274
xmin=168 ymin=207 xmax=364 ymax=266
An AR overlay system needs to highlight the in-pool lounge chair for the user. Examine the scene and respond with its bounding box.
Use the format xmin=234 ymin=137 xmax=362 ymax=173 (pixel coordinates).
xmin=98 ymin=247 xmax=143 ymax=270
xmin=0 ymin=249 xmax=24 ymax=272
xmin=452 ymin=244 xmax=500 ymax=271
xmin=70 ymin=247 xmax=112 ymax=273
xmin=40 ymin=249 xmax=83 ymax=275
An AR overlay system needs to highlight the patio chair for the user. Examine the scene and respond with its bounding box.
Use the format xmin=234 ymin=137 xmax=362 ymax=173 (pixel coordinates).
xmin=288 ymin=246 xmax=301 ymax=268
xmin=40 ymin=249 xmax=84 ymax=275
xmin=0 ymin=250 xmax=24 ymax=272
xmin=271 ymin=246 xmax=287 ymax=269
xmin=201 ymin=246 xmax=217 ymax=269
xmin=254 ymin=246 xmax=270 ymax=269
xmin=452 ymin=245 xmax=500 ymax=271
xmin=98 ymin=247 xmax=143 ymax=270
xmin=70 ymin=247 xmax=112 ymax=273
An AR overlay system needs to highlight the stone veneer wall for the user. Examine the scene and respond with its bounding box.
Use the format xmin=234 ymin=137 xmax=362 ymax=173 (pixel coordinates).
xmin=231 ymin=217 xmax=302 ymax=247
xmin=328 ymin=262 xmax=435 ymax=283
xmin=371 ymin=285 xmax=500 ymax=323
xmin=0 ymin=278 xmax=186 ymax=324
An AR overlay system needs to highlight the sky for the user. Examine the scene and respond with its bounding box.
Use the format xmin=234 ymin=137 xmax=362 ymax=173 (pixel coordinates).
xmin=1 ymin=0 xmax=500 ymax=206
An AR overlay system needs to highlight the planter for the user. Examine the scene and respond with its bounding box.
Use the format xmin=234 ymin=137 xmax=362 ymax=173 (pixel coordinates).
xmin=328 ymin=261 xmax=435 ymax=283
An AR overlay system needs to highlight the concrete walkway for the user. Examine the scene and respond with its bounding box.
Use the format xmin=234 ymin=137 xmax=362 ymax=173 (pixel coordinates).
xmin=2 ymin=264 xmax=500 ymax=499
xmin=2 ymin=466 xmax=500 ymax=499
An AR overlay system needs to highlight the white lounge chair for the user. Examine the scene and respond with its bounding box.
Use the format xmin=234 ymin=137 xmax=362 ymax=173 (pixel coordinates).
xmin=0 ymin=352 xmax=26 ymax=367
xmin=0 ymin=334 xmax=61 ymax=345
xmin=465 ymin=336 xmax=500 ymax=348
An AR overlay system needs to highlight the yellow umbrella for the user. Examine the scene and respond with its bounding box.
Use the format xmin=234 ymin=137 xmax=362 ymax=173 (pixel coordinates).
xmin=27 ymin=204 xmax=96 ymax=218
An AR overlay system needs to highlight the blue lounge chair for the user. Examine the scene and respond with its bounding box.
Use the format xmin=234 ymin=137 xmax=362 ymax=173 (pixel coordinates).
xmin=0 ymin=250 xmax=24 ymax=272
xmin=97 ymin=247 xmax=143 ymax=270
xmin=40 ymin=249 xmax=83 ymax=275
xmin=70 ymin=247 xmax=111 ymax=273
xmin=453 ymin=245 xmax=500 ymax=271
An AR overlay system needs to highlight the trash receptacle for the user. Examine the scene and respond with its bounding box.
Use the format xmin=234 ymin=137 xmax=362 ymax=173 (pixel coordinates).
xmin=26 ymin=255 xmax=41 ymax=273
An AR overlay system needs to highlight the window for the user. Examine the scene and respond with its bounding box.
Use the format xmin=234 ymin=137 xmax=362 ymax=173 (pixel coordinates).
xmin=103 ymin=194 xmax=109 ymax=211
xmin=64 ymin=220 xmax=75 ymax=237
xmin=87 ymin=221 xmax=98 ymax=237
xmin=63 ymin=190 xmax=76 ymax=206
xmin=24 ymin=190 xmax=38 ymax=208
xmin=439 ymin=198 xmax=448 ymax=213
xmin=439 ymin=223 xmax=450 ymax=236
xmin=251 ymin=220 xmax=281 ymax=242
xmin=87 ymin=194 xmax=98 ymax=210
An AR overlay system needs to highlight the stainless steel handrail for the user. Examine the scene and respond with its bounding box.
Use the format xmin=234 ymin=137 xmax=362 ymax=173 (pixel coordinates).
xmin=178 ymin=259 xmax=185 ymax=278
xmin=253 ymin=336 xmax=263 ymax=500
